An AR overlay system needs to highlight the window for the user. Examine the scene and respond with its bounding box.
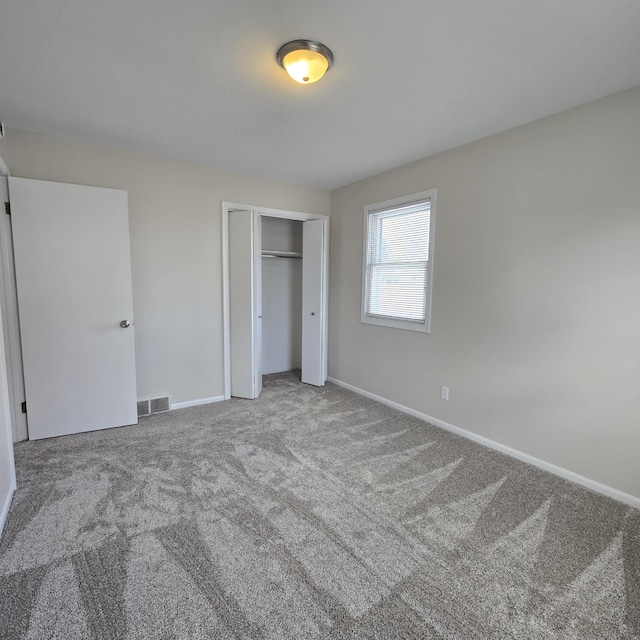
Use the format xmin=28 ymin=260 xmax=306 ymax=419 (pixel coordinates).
xmin=361 ymin=189 xmax=436 ymax=332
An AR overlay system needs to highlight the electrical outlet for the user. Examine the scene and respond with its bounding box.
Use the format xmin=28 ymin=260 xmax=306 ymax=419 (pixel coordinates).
xmin=441 ymin=386 xmax=449 ymax=401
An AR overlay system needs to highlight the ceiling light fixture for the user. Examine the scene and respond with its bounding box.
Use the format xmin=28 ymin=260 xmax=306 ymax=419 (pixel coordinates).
xmin=276 ymin=39 xmax=334 ymax=85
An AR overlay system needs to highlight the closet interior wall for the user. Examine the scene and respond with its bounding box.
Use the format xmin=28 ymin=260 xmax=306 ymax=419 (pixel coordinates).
xmin=261 ymin=217 xmax=303 ymax=375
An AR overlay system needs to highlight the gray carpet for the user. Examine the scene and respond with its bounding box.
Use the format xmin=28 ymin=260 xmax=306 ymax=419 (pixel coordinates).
xmin=1 ymin=371 xmax=638 ymax=639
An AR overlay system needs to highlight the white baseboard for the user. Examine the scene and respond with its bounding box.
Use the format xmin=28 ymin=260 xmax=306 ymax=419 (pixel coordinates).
xmin=0 ymin=481 xmax=16 ymax=538
xmin=170 ymin=396 xmax=225 ymax=411
xmin=327 ymin=377 xmax=640 ymax=510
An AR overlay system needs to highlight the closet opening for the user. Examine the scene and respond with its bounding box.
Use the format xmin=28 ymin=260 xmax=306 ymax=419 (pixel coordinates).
xmin=261 ymin=217 xmax=303 ymax=379
xmin=222 ymin=202 xmax=329 ymax=401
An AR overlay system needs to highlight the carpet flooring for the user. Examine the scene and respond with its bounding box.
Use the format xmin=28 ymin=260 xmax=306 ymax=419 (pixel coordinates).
xmin=0 ymin=371 xmax=638 ymax=639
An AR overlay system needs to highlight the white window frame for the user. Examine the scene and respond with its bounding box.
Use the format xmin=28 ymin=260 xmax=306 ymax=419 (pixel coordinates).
xmin=361 ymin=188 xmax=436 ymax=333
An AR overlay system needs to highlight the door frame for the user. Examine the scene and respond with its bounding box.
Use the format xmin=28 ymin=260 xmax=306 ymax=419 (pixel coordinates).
xmin=0 ymin=156 xmax=28 ymax=442
xmin=221 ymin=201 xmax=329 ymax=400
xmin=0 ymin=152 xmax=16 ymax=537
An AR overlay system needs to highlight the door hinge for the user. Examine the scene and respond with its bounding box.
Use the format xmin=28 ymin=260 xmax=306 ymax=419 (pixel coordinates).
xmin=4 ymin=202 xmax=9 ymax=216
xmin=21 ymin=401 xmax=27 ymax=414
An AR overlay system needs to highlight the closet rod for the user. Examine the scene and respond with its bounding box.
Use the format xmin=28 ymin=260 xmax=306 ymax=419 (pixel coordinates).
xmin=261 ymin=251 xmax=302 ymax=260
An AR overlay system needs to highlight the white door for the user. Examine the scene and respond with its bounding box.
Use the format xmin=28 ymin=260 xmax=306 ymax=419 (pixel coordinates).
xmin=301 ymin=219 xmax=327 ymax=386
xmin=0 ymin=176 xmax=28 ymax=442
xmin=229 ymin=210 xmax=262 ymax=399
xmin=9 ymin=177 xmax=138 ymax=440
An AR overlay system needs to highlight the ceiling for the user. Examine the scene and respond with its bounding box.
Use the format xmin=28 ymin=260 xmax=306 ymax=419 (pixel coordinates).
xmin=1 ymin=1 xmax=640 ymax=190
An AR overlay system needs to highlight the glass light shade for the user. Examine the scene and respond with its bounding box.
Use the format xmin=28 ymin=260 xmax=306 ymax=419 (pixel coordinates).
xmin=277 ymin=40 xmax=334 ymax=85
xmin=282 ymin=49 xmax=329 ymax=84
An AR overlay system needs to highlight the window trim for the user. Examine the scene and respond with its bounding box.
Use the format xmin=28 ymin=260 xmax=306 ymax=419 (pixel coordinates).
xmin=361 ymin=188 xmax=436 ymax=333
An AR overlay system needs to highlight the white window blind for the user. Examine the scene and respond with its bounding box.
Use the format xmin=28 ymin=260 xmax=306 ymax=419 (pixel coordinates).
xmin=362 ymin=190 xmax=435 ymax=332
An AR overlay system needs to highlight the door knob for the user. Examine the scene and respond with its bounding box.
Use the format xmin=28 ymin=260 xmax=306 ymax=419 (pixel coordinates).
xmin=120 ymin=320 xmax=131 ymax=328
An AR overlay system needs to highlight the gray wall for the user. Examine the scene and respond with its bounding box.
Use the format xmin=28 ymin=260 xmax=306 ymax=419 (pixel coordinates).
xmin=0 ymin=131 xmax=329 ymax=407
xmin=329 ymin=87 xmax=640 ymax=499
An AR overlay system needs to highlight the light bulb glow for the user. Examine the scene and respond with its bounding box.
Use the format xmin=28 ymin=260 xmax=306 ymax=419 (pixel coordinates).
xmin=282 ymin=50 xmax=329 ymax=84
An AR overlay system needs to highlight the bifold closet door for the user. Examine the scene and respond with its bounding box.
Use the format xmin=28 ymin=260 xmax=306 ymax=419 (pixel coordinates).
xmin=9 ymin=177 xmax=138 ymax=440
xmin=301 ymin=219 xmax=327 ymax=386
xmin=229 ymin=210 xmax=262 ymax=399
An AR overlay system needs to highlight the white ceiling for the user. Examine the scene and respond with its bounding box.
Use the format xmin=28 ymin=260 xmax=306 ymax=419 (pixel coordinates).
xmin=1 ymin=0 xmax=640 ymax=189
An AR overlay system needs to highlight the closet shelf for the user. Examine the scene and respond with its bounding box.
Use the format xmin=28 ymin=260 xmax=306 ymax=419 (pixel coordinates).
xmin=261 ymin=250 xmax=302 ymax=259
